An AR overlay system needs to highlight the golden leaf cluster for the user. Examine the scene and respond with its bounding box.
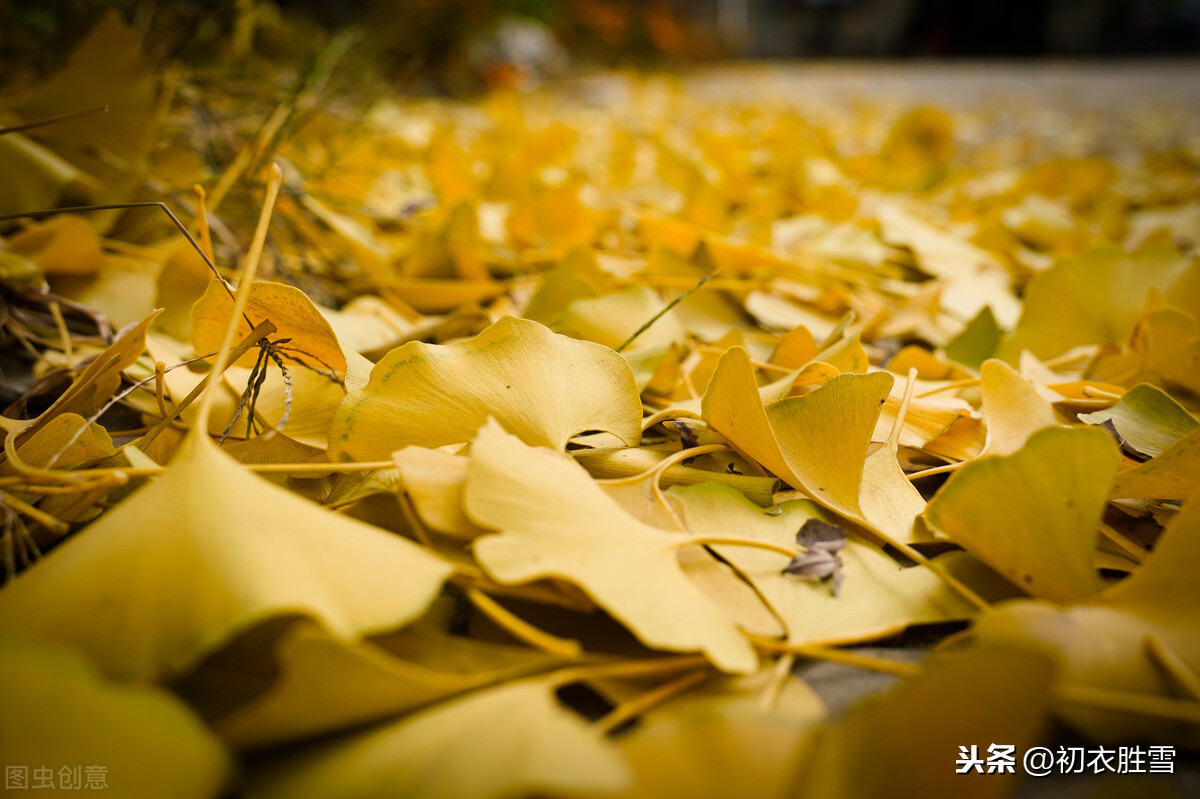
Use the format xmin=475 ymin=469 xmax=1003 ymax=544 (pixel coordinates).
xmin=1 ymin=14 xmax=1199 ymax=798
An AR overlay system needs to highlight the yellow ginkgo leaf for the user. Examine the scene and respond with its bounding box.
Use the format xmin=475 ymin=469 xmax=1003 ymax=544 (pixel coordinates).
xmin=1109 ymin=427 xmax=1200 ymax=500
xmin=1094 ymin=303 xmax=1200 ymax=396
xmin=1079 ymin=383 xmax=1197 ymax=459
xmin=878 ymin=107 xmax=954 ymax=191
xmin=924 ymin=426 xmax=1119 ymax=603
xmin=245 ymin=676 xmax=632 ymax=799
xmin=36 ymin=309 xmax=160 ymax=428
xmin=466 ymin=419 xmax=758 ymax=674
xmin=0 ymin=433 xmax=453 ymax=681
xmin=394 ymin=446 xmax=484 ymax=539
xmin=591 ymin=455 xmax=785 ymax=639
xmin=873 ymin=198 xmax=1004 ymax=280
xmin=672 ymin=484 xmax=975 ymax=645
xmin=206 ymin=620 xmax=559 ymax=749
xmin=7 ymin=214 xmax=105 ymax=276
xmin=328 ymin=316 xmax=642 ymax=460
xmin=0 ymin=132 xmax=96 ymax=218
xmin=558 ymin=285 xmax=686 ymax=351
xmin=978 ymin=358 xmax=1063 ymax=457
xmin=794 ymin=646 xmax=1054 ymax=799
xmin=573 ymin=443 xmax=777 ymax=508
xmin=191 ymin=279 xmax=347 ymax=379
xmin=155 ymin=240 xmax=215 ymax=340
xmin=602 ymin=673 xmax=823 ymax=799
xmin=523 ymin=247 xmax=611 ymax=327
xmin=860 ymin=372 xmax=929 ymax=543
xmin=703 ymin=346 xmax=893 ymax=527
xmin=9 ymin=11 xmax=157 ymax=167
xmin=996 ymin=246 xmax=1200 ymax=362
xmin=971 ymin=486 xmax=1200 ymax=741
xmin=763 ymin=371 xmax=893 ymax=520
xmin=222 ymin=350 xmax=372 ymax=449
xmin=1 ymin=636 xmax=231 ymax=799
xmin=0 ymin=412 xmax=113 ymax=476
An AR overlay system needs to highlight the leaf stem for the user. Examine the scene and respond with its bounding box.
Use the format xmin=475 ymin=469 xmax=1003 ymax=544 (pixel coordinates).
xmin=592 ymin=669 xmax=710 ymax=735
xmin=749 ymin=637 xmax=920 ymax=677
xmin=1098 ymin=522 xmax=1146 ymax=565
xmin=1052 ymin=683 xmax=1200 ymax=725
xmin=680 ymin=536 xmax=799 ymax=560
xmin=463 ymin=587 xmax=583 ymax=660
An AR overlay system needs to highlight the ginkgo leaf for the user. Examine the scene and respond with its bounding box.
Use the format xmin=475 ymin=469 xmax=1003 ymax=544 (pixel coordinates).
xmin=55 ymin=251 xmax=160 ymax=328
xmin=329 ymin=316 xmax=642 ymax=460
xmin=573 ymin=444 xmax=777 ymax=507
xmin=206 ymin=620 xmax=559 ymax=749
xmin=523 ymin=247 xmax=611 ymax=327
xmin=924 ymin=426 xmax=1119 ymax=603
xmin=394 ymin=446 xmax=484 ymax=538
xmin=996 ymin=246 xmax=1200 ymax=362
xmin=971 ymin=485 xmax=1200 ymax=741
xmin=155 ymin=240 xmax=216 ymax=340
xmin=7 ymin=213 xmax=105 ymax=275
xmin=1092 ymin=303 xmax=1200 ymax=396
xmin=878 ymin=107 xmax=954 ymax=191
xmin=765 ymin=370 xmax=894 ymax=517
xmin=794 ymin=646 xmax=1054 ymax=799
xmin=245 ymin=676 xmax=632 ymax=799
xmin=943 ymin=305 xmax=1000 ymax=372
xmin=978 ymin=358 xmax=1062 ymax=457
xmin=9 ymin=11 xmax=157 ymax=166
xmin=1079 ymin=383 xmax=1197 ymax=459
xmin=558 ymin=285 xmax=687 ymax=351
xmin=594 ymin=461 xmax=785 ymax=638
xmin=466 ymin=419 xmax=758 ymax=673
xmin=0 ymin=132 xmax=96 ymax=217
xmin=0 ymin=412 xmax=113 ymax=476
xmin=318 ymin=296 xmax=416 ymax=356
xmin=222 ymin=350 xmax=372 ymax=449
xmin=192 ymin=279 xmax=348 ymax=379
xmin=600 ymin=674 xmax=822 ymax=799
xmin=1 ymin=636 xmax=231 ymax=799
xmin=702 ymin=346 xmax=893 ymax=526
xmin=671 ymin=484 xmax=975 ymax=645
xmin=860 ymin=375 xmax=929 ymax=544
xmin=1109 ymin=427 xmax=1200 ymax=500
xmin=0 ymin=433 xmax=453 ymax=681
xmin=873 ymin=198 xmax=1005 ymax=280
xmin=32 ymin=309 xmax=160 ymax=430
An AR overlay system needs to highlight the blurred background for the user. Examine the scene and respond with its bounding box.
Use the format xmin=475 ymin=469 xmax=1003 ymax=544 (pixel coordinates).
xmin=3 ymin=0 xmax=1199 ymax=89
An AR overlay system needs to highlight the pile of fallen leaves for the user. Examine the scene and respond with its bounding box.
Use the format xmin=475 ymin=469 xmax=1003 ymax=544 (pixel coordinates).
xmin=2 ymin=13 xmax=1199 ymax=798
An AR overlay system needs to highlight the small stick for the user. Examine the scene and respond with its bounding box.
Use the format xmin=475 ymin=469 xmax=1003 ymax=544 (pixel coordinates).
xmin=194 ymin=165 xmax=283 ymax=434
xmin=0 ymin=105 xmax=108 ymax=137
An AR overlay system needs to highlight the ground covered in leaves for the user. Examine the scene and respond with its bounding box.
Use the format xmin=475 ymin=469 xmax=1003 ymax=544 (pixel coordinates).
xmin=2 ymin=13 xmax=1200 ymax=799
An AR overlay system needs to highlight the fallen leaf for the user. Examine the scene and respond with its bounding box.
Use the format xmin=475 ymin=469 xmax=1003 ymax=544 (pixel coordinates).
xmin=245 ymin=676 xmax=632 ymax=799
xmin=924 ymin=426 xmax=1118 ymax=602
xmin=1079 ymin=383 xmax=1198 ymax=459
xmin=467 ymin=419 xmax=758 ymax=673
xmin=191 ymin=279 xmax=348 ymax=379
xmin=329 ymin=316 xmax=642 ymax=459
xmin=794 ymin=646 xmax=1054 ymax=798
xmin=672 ymin=484 xmax=975 ymax=645
xmin=1 ymin=636 xmax=231 ymax=799
xmin=0 ymin=433 xmax=453 ymax=680
xmin=971 ymin=485 xmax=1200 ymax=741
